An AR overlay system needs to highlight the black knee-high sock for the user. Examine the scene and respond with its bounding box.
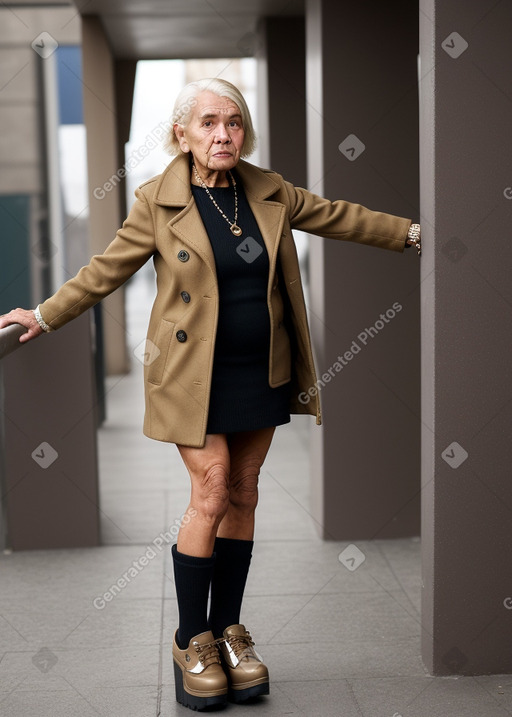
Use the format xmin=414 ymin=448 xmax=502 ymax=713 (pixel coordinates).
xmin=208 ymin=537 xmax=253 ymax=639
xmin=172 ymin=544 xmax=216 ymax=649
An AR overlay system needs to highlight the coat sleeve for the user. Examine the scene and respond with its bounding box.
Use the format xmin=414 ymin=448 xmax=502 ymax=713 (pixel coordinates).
xmin=38 ymin=186 xmax=157 ymax=330
xmin=280 ymin=178 xmax=412 ymax=252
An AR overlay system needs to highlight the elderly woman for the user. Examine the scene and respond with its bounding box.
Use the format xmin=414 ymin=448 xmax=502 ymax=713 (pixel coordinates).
xmin=0 ymin=78 xmax=420 ymax=711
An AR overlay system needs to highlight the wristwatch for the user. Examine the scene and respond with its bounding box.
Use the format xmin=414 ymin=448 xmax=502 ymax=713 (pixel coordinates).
xmin=406 ymin=223 xmax=421 ymax=255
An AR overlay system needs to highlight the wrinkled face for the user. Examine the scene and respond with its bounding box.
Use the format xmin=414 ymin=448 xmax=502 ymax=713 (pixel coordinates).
xmin=174 ymin=91 xmax=245 ymax=177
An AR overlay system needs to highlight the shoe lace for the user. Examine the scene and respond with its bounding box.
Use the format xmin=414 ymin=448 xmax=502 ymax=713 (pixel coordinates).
xmin=194 ymin=637 xmax=224 ymax=667
xmin=225 ymin=631 xmax=255 ymax=660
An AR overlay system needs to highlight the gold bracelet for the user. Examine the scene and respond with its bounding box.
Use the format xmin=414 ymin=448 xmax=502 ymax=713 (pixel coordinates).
xmin=407 ymin=223 xmax=421 ymax=255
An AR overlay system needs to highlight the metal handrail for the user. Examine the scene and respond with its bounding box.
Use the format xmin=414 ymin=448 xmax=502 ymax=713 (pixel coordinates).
xmin=0 ymin=324 xmax=28 ymax=360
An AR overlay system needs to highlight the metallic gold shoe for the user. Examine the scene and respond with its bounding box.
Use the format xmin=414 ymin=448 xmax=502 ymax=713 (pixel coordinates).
xmin=219 ymin=624 xmax=269 ymax=703
xmin=172 ymin=630 xmax=228 ymax=711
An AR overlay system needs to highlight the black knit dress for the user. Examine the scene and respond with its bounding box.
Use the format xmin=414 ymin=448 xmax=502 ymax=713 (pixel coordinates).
xmin=191 ymin=176 xmax=291 ymax=435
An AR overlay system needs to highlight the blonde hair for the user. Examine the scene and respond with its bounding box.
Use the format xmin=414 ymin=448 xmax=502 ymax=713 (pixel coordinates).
xmin=164 ymin=78 xmax=256 ymax=158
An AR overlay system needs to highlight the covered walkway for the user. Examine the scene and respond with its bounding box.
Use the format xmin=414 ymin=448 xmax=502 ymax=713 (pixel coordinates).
xmin=1 ymin=275 xmax=510 ymax=716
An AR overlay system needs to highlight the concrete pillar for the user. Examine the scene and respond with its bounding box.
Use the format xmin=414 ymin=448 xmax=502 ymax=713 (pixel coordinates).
xmin=257 ymin=17 xmax=307 ymax=186
xmin=82 ymin=16 xmax=129 ymax=375
xmin=0 ymin=325 xmax=26 ymax=550
xmin=305 ymin=0 xmax=420 ymax=539
xmin=114 ymin=59 xmax=137 ymax=220
xmin=420 ymin=0 xmax=512 ymax=674
xmin=2 ymin=314 xmax=100 ymax=550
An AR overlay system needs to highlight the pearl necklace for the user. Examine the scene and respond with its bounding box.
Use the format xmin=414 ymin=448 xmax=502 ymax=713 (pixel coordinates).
xmin=192 ymin=162 xmax=243 ymax=237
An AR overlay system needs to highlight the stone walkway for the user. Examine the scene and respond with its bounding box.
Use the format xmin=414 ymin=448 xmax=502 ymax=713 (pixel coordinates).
xmin=1 ymin=272 xmax=510 ymax=716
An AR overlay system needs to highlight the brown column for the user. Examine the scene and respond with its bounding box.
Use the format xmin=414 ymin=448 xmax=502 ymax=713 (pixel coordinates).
xmin=82 ymin=16 xmax=129 ymax=375
xmin=114 ymin=59 xmax=137 ymax=220
xmin=2 ymin=314 xmax=100 ymax=549
xmin=257 ymin=17 xmax=307 ymax=186
xmin=305 ymin=0 xmax=421 ymax=539
xmin=420 ymin=0 xmax=512 ymax=675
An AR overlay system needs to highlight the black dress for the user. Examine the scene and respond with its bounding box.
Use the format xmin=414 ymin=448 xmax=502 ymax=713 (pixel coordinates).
xmin=191 ymin=176 xmax=291 ymax=434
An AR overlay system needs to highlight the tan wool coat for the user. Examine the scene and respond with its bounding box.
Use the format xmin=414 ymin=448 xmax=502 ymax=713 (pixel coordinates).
xmin=39 ymin=153 xmax=412 ymax=447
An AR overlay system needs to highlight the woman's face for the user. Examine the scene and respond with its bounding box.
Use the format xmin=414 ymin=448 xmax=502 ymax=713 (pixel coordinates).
xmin=174 ymin=91 xmax=245 ymax=178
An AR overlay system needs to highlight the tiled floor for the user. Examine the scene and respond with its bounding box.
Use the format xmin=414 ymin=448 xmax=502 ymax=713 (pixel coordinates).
xmin=1 ymin=273 xmax=511 ymax=716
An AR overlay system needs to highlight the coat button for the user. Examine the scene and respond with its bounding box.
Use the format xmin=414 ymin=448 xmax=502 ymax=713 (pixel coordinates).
xmin=176 ymin=330 xmax=187 ymax=343
xmin=177 ymin=250 xmax=189 ymax=262
xmin=180 ymin=291 xmax=191 ymax=303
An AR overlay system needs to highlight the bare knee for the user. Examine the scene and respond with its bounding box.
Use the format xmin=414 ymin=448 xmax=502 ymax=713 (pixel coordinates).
xmin=229 ymin=461 xmax=261 ymax=513
xmin=193 ymin=463 xmax=230 ymax=521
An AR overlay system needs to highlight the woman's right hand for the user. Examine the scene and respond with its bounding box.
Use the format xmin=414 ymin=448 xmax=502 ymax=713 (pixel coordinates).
xmin=0 ymin=308 xmax=44 ymax=343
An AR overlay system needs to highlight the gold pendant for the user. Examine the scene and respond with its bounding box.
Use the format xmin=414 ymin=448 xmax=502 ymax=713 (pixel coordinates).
xmin=230 ymin=224 xmax=242 ymax=237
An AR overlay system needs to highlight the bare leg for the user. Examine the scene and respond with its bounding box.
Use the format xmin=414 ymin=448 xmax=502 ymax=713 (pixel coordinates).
xmin=176 ymin=426 xmax=275 ymax=551
xmin=217 ymin=426 xmax=276 ymax=540
xmin=176 ymin=433 xmax=231 ymax=557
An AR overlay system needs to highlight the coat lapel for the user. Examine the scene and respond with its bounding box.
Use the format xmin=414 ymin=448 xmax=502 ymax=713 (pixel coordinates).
xmin=168 ymin=201 xmax=218 ymax=280
xmin=236 ymin=161 xmax=286 ymax=274
xmin=153 ymin=154 xmax=217 ymax=278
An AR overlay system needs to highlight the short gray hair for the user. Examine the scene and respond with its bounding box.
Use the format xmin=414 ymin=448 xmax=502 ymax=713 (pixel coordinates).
xmin=165 ymin=78 xmax=256 ymax=158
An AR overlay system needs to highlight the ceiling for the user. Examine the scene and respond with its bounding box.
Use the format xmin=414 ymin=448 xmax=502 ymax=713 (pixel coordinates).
xmin=50 ymin=0 xmax=306 ymax=59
